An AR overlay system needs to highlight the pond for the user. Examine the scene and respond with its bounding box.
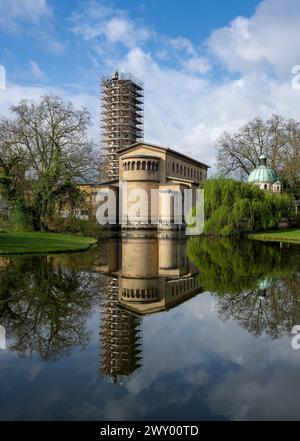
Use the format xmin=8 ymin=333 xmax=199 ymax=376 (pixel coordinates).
xmin=0 ymin=231 xmax=300 ymax=421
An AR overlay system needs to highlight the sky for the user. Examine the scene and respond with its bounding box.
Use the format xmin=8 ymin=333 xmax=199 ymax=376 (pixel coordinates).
xmin=0 ymin=0 xmax=300 ymax=172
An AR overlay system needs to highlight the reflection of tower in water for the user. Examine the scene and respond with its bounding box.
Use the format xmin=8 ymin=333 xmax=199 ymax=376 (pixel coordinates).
xmin=99 ymin=233 xmax=202 ymax=384
xmin=99 ymin=240 xmax=142 ymax=384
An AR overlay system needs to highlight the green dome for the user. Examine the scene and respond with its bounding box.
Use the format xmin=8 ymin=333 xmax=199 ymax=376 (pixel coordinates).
xmin=248 ymin=155 xmax=278 ymax=184
xmin=248 ymin=165 xmax=278 ymax=183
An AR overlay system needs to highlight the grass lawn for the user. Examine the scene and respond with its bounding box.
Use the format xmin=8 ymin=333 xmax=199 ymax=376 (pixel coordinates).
xmin=0 ymin=231 xmax=97 ymax=255
xmin=249 ymin=229 xmax=300 ymax=244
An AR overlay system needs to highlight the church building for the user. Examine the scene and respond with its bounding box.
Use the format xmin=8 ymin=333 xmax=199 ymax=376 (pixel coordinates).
xmin=97 ymin=141 xmax=209 ymax=229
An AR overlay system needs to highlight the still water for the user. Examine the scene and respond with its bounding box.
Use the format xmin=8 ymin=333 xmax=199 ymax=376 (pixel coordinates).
xmin=0 ymin=232 xmax=300 ymax=421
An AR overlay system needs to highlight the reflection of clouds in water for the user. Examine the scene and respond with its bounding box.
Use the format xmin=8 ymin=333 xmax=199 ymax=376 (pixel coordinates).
xmin=208 ymin=366 xmax=300 ymax=421
xmin=27 ymin=362 xmax=44 ymax=382
xmin=123 ymin=293 xmax=300 ymax=420
xmin=0 ymin=238 xmax=300 ymax=420
xmin=0 ymin=290 xmax=300 ymax=420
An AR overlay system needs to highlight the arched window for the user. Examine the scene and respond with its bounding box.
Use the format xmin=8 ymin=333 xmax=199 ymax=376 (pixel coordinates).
xmin=147 ymin=161 xmax=152 ymax=170
xmin=184 ymin=166 xmax=186 ymax=176
xmin=152 ymin=161 xmax=156 ymax=171
xmin=180 ymin=165 xmax=183 ymax=174
xmin=194 ymin=170 xmax=196 ymax=179
xmin=142 ymin=161 xmax=146 ymax=170
xmin=172 ymin=162 xmax=175 ymax=172
xmin=131 ymin=161 xmax=135 ymax=170
xmin=137 ymin=161 xmax=141 ymax=170
xmin=176 ymin=164 xmax=179 ymax=173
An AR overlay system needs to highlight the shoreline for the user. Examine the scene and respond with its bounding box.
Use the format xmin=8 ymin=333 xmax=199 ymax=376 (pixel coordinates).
xmin=249 ymin=229 xmax=300 ymax=244
xmin=0 ymin=231 xmax=97 ymax=255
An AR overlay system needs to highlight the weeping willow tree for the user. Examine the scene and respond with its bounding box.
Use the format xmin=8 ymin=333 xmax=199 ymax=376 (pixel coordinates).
xmin=200 ymin=178 xmax=293 ymax=235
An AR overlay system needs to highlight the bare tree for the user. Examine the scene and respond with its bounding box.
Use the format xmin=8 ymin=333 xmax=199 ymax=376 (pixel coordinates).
xmin=0 ymin=94 xmax=98 ymax=230
xmin=7 ymin=94 xmax=97 ymax=180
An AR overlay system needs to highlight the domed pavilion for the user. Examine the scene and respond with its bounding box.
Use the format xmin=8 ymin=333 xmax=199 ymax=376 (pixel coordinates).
xmin=248 ymin=154 xmax=282 ymax=193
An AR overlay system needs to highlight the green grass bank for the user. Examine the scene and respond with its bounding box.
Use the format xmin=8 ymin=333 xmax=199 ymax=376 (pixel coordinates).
xmin=0 ymin=231 xmax=97 ymax=255
xmin=249 ymin=229 xmax=300 ymax=244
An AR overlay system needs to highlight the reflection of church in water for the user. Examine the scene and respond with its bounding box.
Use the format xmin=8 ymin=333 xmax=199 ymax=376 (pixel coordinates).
xmin=97 ymin=232 xmax=202 ymax=384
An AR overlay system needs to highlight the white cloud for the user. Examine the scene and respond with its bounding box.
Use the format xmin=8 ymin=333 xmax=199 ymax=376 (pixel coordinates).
xmin=0 ymin=0 xmax=51 ymax=34
xmin=208 ymin=0 xmax=300 ymax=78
xmin=0 ymin=0 xmax=64 ymax=54
xmin=69 ymin=2 xmax=152 ymax=49
xmin=28 ymin=60 xmax=47 ymax=81
xmin=184 ymin=56 xmax=211 ymax=74
xmin=45 ymin=38 xmax=65 ymax=54
xmin=0 ymin=83 xmax=99 ymax=143
xmin=169 ymin=37 xmax=196 ymax=55
xmin=112 ymin=0 xmax=300 ymax=171
xmin=69 ymin=1 xmax=209 ymax=74
xmin=2 ymin=0 xmax=300 ymax=174
xmin=104 ymin=16 xmax=151 ymax=49
xmin=117 ymin=48 xmax=300 ymax=171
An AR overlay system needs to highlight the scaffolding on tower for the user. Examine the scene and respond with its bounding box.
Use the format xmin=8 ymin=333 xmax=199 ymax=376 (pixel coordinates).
xmin=100 ymin=71 xmax=144 ymax=183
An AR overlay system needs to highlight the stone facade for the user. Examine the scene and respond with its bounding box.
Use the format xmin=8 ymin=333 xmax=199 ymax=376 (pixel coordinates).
xmin=97 ymin=141 xmax=209 ymax=230
xmin=97 ymin=231 xmax=202 ymax=316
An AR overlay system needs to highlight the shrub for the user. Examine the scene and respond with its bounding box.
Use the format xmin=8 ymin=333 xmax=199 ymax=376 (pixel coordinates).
xmin=50 ymin=215 xmax=103 ymax=239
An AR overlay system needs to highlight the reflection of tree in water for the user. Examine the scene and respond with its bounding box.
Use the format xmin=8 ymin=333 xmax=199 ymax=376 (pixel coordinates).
xmin=217 ymin=276 xmax=300 ymax=338
xmin=187 ymin=237 xmax=300 ymax=338
xmin=0 ymin=256 xmax=99 ymax=360
xmin=187 ymin=237 xmax=297 ymax=295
